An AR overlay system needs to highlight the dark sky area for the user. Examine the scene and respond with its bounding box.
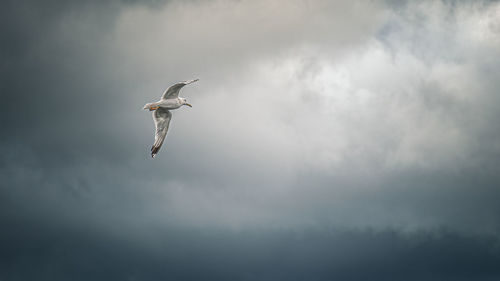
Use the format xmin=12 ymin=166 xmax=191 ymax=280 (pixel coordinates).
xmin=2 ymin=0 xmax=500 ymax=280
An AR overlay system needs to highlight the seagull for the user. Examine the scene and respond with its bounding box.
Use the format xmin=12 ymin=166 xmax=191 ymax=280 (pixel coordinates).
xmin=143 ymin=79 xmax=198 ymax=158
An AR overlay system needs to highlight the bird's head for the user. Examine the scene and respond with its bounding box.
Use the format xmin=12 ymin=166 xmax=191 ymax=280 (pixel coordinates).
xmin=181 ymin=98 xmax=192 ymax=107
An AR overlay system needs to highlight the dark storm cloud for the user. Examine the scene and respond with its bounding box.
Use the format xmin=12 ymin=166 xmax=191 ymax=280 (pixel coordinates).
xmin=2 ymin=0 xmax=500 ymax=280
xmin=1 ymin=218 xmax=500 ymax=281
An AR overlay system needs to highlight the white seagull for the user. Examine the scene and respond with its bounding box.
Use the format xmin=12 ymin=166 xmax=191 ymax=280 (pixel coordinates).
xmin=143 ymin=79 xmax=198 ymax=158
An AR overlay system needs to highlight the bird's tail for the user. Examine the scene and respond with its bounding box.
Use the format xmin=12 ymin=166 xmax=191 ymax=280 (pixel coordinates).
xmin=143 ymin=103 xmax=152 ymax=110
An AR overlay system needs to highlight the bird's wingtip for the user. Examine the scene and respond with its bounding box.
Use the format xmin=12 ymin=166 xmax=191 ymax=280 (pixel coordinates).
xmin=151 ymin=145 xmax=160 ymax=158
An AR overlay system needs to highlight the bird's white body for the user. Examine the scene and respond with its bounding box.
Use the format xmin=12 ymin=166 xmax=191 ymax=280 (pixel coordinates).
xmin=143 ymin=79 xmax=198 ymax=158
xmin=146 ymin=97 xmax=185 ymax=110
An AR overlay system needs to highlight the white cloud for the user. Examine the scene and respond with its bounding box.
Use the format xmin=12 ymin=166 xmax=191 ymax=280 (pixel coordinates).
xmin=98 ymin=0 xmax=500 ymax=233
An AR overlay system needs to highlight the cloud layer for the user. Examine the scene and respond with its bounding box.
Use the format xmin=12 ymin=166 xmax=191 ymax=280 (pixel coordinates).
xmin=2 ymin=0 xmax=500 ymax=280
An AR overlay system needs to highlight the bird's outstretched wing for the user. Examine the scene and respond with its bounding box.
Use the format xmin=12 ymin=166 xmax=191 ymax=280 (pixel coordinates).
xmin=151 ymin=108 xmax=172 ymax=158
xmin=161 ymin=79 xmax=198 ymax=100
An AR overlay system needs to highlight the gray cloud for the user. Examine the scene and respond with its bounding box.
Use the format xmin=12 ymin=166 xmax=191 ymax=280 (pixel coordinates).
xmin=2 ymin=0 xmax=500 ymax=280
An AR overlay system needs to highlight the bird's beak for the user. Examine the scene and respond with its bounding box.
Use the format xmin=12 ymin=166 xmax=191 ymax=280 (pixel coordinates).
xmin=187 ymin=79 xmax=199 ymax=84
xmin=186 ymin=103 xmax=192 ymax=107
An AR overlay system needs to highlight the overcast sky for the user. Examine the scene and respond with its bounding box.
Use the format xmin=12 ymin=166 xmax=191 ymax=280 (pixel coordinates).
xmin=2 ymin=0 xmax=500 ymax=280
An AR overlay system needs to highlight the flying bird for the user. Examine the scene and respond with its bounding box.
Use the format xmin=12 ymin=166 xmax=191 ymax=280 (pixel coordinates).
xmin=143 ymin=79 xmax=198 ymax=158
